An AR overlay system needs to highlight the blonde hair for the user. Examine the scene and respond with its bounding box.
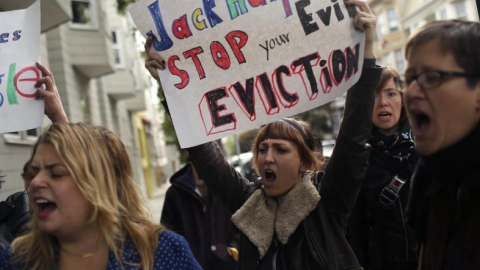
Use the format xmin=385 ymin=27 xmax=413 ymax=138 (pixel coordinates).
xmin=12 ymin=123 xmax=163 ymax=270
xmin=251 ymin=118 xmax=320 ymax=174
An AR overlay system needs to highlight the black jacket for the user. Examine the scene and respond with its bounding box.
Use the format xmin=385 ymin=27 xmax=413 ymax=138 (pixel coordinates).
xmin=347 ymin=122 xmax=418 ymax=270
xmin=0 ymin=191 xmax=30 ymax=252
xmin=407 ymin=123 xmax=480 ymax=270
xmin=161 ymin=164 xmax=239 ymax=270
xmin=188 ymin=66 xmax=381 ymax=270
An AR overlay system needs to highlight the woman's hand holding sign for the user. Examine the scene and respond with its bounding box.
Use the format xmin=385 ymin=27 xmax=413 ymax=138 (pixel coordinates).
xmin=346 ymin=0 xmax=376 ymax=58
xmin=145 ymin=36 xmax=166 ymax=82
xmin=34 ymin=62 xmax=68 ymax=124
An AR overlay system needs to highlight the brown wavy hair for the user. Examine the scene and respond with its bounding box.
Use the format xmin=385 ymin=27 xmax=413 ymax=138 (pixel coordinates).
xmin=12 ymin=123 xmax=163 ymax=270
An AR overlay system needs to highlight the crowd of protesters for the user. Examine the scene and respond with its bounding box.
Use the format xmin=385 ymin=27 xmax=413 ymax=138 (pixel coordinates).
xmin=1 ymin=0 xmax=480 ymax=268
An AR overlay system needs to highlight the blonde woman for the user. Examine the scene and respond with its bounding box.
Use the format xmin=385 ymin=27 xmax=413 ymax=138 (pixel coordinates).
xmin=0 ymin=123 xmax=201 ymax=270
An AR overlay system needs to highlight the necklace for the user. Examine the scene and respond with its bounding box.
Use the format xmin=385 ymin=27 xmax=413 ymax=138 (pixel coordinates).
xmin=60 ymin=246 xmax=99 ymax=259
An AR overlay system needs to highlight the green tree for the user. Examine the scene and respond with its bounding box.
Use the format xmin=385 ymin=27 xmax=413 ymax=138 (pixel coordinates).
xmin=116 ymin=0 xmax=135 ymax=15
xmin=295 ymin=102 xmax=334 ymax=141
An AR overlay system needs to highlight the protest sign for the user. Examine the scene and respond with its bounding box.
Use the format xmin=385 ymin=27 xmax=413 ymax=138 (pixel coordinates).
xmin=0 ymin=0 xmax=42 ymax=133
xmin=129 ymin=0 xmax=365 ymax=148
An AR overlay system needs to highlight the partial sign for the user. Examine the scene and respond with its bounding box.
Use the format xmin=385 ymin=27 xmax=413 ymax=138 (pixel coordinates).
xmin=129 ymin=0 xmax=364 ymax=148
xmin=0 ymin=0 xmax=42 ymax=133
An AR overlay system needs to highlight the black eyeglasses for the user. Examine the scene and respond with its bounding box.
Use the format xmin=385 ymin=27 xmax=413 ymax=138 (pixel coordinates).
xmin=399 ymin=70 xmax=480 ymax=92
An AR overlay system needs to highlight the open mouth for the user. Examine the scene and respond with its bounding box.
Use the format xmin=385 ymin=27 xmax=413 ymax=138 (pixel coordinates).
xmin=35 ymin=198 xmax=57 ymax=218
xmin=412 ymin=111 xmax=431 ymax=135
xmin=264 ymin=169 xmax=277 ymax=183
xmin=378 ymin=112 xmax=392 ymax=118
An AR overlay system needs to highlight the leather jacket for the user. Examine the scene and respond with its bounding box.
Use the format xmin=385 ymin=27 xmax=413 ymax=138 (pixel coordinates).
xmin=188 ymin=66 xmax=381 ymax=270
xmin=0 ymin=191 xmax=30 ymax=252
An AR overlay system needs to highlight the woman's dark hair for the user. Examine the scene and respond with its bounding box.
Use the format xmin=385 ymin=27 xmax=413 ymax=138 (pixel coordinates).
xmin=251 ymin=118 xmax=320 ymax=173
xmin=374 ymin=66 xmax=408 ymax=132
xmin=406 ymin=20 xmax=480 ymax=88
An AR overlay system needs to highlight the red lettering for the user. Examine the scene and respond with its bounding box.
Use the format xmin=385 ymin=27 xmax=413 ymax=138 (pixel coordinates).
xmin=15 ymin=67 xmax=39 ymax=98
xmin=210 ymin=41 xmax=231 ymax=70
xmin=172 ymin=14 xmax=192 ymax=39
xmin=248 ymin=0 xmax=267 ymax=7
xmin=168 ymin=55 xmax=190 ymax=89
xmin=225 ymin=31 xmax=248 ymax=64
xmin=183 ymin=47 xmax=206 ymax=79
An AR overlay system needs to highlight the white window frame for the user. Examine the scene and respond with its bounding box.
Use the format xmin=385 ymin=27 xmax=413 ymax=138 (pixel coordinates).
xmin=69 ymin=0 xmax=98 ymax=30
xmin=4 ymin=128 xmax=41 ymax=146
xmin=387 ymin=8 xmax=399 ymax=32
xmin=382 ymin=52 xmax=392 ymax=67
xmin=394 ymin=49 xmax=405 ymax=72
xmin=436 ymin=7 xmax=448 ymax=20
xmin=453 ymin=1 xmax=468 ymax=20
xmin=377 ymin=12 xmax=386 ymax=36
xmin=112 ymin=29 xmax=125 ymax=68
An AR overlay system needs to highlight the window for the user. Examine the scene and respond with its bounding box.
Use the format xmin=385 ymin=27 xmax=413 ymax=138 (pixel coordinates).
xmin=377 ymin=57 xmax=382 ymax=66
xmin=438 ymin=8 xmax=448 ymax=20
xmin=4 ymin=128 xmax=41 ymax=145
xmin=453 ymin=1 xmax=468 ymax=20
xmin=112 ymin=30 xmax=125 ymax=68
xmin=394 ymin=49 xmax=405 ymax=72
xmin=70 ymin=0 xmax=97 ymax=29
xmin=377 ymin=12 xmax=386 ymax=36
xmin=409 ymin=22 xmax=420 ymax=36
xmin=382 ymin=52 xmax=391 ymax=67
xmin=387 ymin=8 xmax=398 ymax=32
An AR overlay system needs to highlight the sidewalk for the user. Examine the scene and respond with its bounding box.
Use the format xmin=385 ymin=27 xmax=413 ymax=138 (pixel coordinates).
xmin=147 ymin=182 xmax=171 ymax=224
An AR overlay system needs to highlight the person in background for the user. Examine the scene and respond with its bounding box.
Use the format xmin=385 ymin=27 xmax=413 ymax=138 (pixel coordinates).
xmin=161 ymin=149 xmax=240 ymax=270
xmin=0 ymin=61 xmax=68 ymax=253
xmin=404 ymin=20 xmax=480 ymax=270
xmin=145 ymin=0 xmax=379 ymax=268
xmin=347 ymin=66 xmax=418 ymax=270
xmin=0 ymin=164 xmax=29 ymax=253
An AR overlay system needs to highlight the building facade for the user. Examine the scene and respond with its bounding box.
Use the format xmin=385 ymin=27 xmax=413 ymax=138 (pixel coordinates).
xmin=0 ymin=0 xmax=172 ymax=201
xmin=370 ymin=0 xmax=478 ymax=72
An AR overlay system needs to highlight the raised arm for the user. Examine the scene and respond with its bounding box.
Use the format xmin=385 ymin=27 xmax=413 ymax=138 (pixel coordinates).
xmin=187 ymin=142 xmax=258 ymax=214
xmin=34 ymin=62 xmax=68 ymax=124
xmin=319 ymin=0 xmax=381 ymax=215
xmin=144 ymin=38 xmax=258 ymax=213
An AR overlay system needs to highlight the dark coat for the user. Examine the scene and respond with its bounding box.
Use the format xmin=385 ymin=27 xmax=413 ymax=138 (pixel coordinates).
xmin=161 ymin=164 xmax=239 ymax=270
xmin=407 ymin=123 xmax=480 ymax=270
xmin=347 ymin=122 xmax=418 ymax=270
xmin=0 ymin=191 xmax=30 ymax=252
xmin=188 ymin=66 xmax=381 ymax=270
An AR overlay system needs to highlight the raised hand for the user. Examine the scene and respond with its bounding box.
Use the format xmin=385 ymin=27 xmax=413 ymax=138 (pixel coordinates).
xmin=345 ymin=0 xmax=376 ymax=58
xmin=34 ymin=62 xmax=68 ymax=124
xmin=144 ymin=36 xmax=166 ymax=82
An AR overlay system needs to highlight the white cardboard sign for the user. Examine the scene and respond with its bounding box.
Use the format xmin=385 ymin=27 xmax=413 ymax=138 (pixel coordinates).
xmin=0 ymin=0 xmax=42 ymax=134
xmin=129 ymin=0 xmax=364 ymax=148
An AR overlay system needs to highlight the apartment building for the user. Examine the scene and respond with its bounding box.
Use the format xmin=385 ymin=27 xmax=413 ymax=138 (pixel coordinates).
xmin=370 ymin=0 xmax=479 ymax=72
xmin=0 ymin=0 xmax=171 ymax=200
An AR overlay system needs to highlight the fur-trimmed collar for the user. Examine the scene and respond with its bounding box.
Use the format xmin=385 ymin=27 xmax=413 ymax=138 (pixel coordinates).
xmin=231 ymin=173 xmax=320 ymax=258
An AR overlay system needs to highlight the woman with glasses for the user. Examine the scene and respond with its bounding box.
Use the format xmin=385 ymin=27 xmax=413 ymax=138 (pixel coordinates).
xmin=347 ymin=66 xmax=418 ymax=270
xmin=404 ymin=20 xmax=480 ymax=269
